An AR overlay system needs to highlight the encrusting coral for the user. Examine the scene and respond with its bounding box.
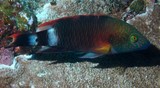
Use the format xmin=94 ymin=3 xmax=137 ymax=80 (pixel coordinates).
xmin=0 ymin=48 xmax=14 ymax=65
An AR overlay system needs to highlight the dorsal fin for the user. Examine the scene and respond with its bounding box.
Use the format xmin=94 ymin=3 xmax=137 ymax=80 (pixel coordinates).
xmin=36 ymin=20 xmax=58 ymax=32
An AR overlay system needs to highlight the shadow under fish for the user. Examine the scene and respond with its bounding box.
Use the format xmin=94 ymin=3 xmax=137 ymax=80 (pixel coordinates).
xmin=92 ymin=45 xmax=160 ymax=68
xmin=31 ymin=45 xmax=160 ymax=68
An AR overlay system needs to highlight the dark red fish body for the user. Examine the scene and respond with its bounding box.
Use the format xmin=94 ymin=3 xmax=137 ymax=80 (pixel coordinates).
xmin=9 ymin=15 xmax=150 ymax=58
xmin=54 ymin=16 xmax=109 ymax=51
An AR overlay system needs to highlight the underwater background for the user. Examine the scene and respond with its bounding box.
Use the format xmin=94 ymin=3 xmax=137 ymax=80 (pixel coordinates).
xmin=0 ymin=0 xmax=160 ymax=87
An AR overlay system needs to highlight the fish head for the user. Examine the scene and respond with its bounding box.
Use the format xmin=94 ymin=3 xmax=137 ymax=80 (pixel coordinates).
xmin=110 ymin=23 xmax=150 ymax=53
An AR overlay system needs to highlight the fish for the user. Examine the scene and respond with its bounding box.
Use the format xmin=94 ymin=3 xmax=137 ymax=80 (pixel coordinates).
xmin=7 ymin=15 xmax=150 ymax=58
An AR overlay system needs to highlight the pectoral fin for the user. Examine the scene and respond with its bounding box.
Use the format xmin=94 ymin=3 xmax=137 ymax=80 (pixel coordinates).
xmin=93 ymin=43 xmax=111 ymax=54
xmin=36 ymin=46 xmax=51 ymax=53
xmin=79 ymin=52 xmax=104 ymax=59
xmin=79 ymin=42 xmax=112 ymax=59
xmin=36 ymin=46 xmax=63 ymax=53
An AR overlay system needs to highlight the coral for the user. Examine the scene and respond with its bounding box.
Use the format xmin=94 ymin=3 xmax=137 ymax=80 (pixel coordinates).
xmin=0 ymin=0 xmax=28 ymax=31
xmin=129 ymin=0 xmax=146 ymax=14
xmin=0 ymin=48 xmax=14 ymax=66
xmin=122 ymin=0 xmax=150 ymax=21
xmin=0 ymin=0 xmax=38 ymax=47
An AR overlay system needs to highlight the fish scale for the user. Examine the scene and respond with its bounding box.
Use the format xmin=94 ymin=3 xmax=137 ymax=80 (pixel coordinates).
xmin=8 ymin=15 xmax=150 ymax=58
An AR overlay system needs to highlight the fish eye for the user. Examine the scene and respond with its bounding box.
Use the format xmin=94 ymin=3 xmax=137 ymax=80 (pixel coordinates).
xmin=130 ymin=35 xmax=138 ymax=43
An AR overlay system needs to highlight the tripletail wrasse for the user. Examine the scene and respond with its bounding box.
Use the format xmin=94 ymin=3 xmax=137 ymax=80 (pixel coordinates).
xmin=7 ymin=15 xmax=150 ymax=58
